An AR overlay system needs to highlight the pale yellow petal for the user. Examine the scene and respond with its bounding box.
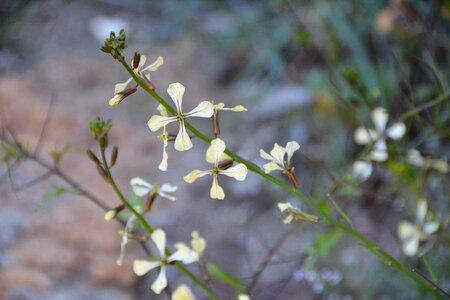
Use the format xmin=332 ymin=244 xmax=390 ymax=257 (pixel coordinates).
xmin=142 ymin=56 xmax=164 ymax=72
xmin=208 ymin=138 xmax=226 ymax=166
xmin=416 ymin=201 xmax=428 ymax=225
xmin=167 ymin=82 xmax=185 ymax=112
xmin=130 ymin=177 xmax=153 ymax=197
xmin=402 ymin=235 xmax=419 ymax=256
xmin=354 ymin=127 xmax=377 ymax=144
xmin=386 ymin=122 xmax=406 ymax=140
xmin=184 ymin=101 xmax=214 ymax=118
xmin=269 ymin=143 xmax=286 ymax=166
xmin=184 ymin=170 xmax=210 ymax=183
xmin=169 ymin=243 xmax=198 ymax=264
xmin=259 ymin=149 xmax=273 ymax=161
xmin=370 ymin=139 xmax=388 ymax=162
xmin=151 ymin=229 xmax=166 ymax=258
xmin=158 ymin=135 xmax=169 ymax=171
xmin=174 ymin=121 xmax=192 ymax=151
xmin=191 ymin=231 xmax=206 ymax=256
xmin=172 ymin=285 xmax=197 ymax=300
xmin=108 ymin=94 xmax=124 ymax=106
xmin=152 ymin=266 xmax=168 ymax=294
xmin=114 ymin=77 xmax=133 ymax=93
xmin=371 ymin=107 xmax=388 ymax=132
xmin=148 ymin=115 xmax=177 ymax=132
xmin=133 ymin=259 xmax=160 ymax=276
xmin=352 ymin=160 xmax=373 ymax=182
xmin=398 ymin=221 xmax=417 ymax=241
xmin=220 ymin=163 xmax=248 ymax=181
xmin=277 ymin=202 xmax=291 ymax=212
xmin=283 ymin=214 xmax=294 ymax=224
xmin=263 ymin=161 xmax=283 ymax=174
xmin=157 ymin=104 xmax=169 ymax=117
xmin=285 ymin=141 xmax=300 ymax=162
xmin=210 ymin=175 xmax=225 ymax=200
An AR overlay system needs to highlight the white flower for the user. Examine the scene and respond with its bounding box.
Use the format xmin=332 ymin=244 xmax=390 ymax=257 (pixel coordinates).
xmin=172 ymin=285 xmax=196 ymax=300
xmin=352 ymin=160 xmax=373 ymax=182
xmin=259 ymin=141 xmax=300 ymax=174
xmin=184 ymin=138 xmax=248 ymax=200
xmin=354 ymin=107 xmax=406 ymax=162
xmin=397 ymin=200 xmax=439 ymax=256
xmin=130 ymin=177 xmax=177 ymax=201
xmin=406 ymin=149 xmax=449 ymax=173
xmin=191 ymin=230 xmax=206 ymax=257
xmin=277 ymin=202 xmax=319 ymax=224
xmin=148 ymin=83 xmax=214 ymax=151
xmin=109 ymin=55 xmax=163 ymax=106
xmin=133 ymin=229 xmax=198 ymax=294
xmin=116 ymin=214 xmax=137 ymax=266
xmin=213 ymin=102 xmax=247 ymax=113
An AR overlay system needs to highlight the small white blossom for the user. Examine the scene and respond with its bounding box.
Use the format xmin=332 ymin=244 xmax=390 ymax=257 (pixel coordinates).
xmin=172 ymin=285 xmax=196 ymax=300
xmin=191 ymin=230 xmax=206 ymax=257
xmin=148 ymin=83 xmax=214 ymax=151
xmin=109 ymin=55 xmax=163 ymax=106
xmin=354 ymin=107 xmax=406 ymax=162
xmin=133 ymin=229 xmax=198 ymax=294
xmin=259 ymin=141 xmax=300 ymax=174
xmin=130 ymin=177 xmax=177 ymax=201
xmin=397 ymin=200 xmax=439 ymax=256
xmin=406 ymin=149 xmax=449 ymax=173
xmin=184 ymin=138 xmax=248 ymax=200
xmin=278 ymin=202 xmax=319 ymax=224
xmin=352 ymin=160 xmax=373 ymax=182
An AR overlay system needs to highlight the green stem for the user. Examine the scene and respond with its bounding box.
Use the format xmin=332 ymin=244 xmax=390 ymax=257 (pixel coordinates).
xmin=121 ymin=61 xmax=445 ymax=298
xmin=99 ymin=144 xmax=218 ymax=300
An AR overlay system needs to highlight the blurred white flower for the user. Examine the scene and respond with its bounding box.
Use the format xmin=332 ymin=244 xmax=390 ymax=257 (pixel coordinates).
xmin=172 ymin=285 xmax=196 ymax=300
xmin=352 ymin=160 xmax=373 ymax=182
xmin=259 ymin=141 xmax=300 ymax=174
xmin=148 ymin=82 xmax=214 ymax=151
xmin=109 ymin=55 xmax=163 ymax=106
xmin=406 ymin=149 xmax=449 ymax=173
xmin=277 ymin=202 xmax=319 ymax=224
xmin=354 ymin=107 xmax=406 ymax=162
xmin=397 ymin=200 xmax=439 ymax=256
xmin=133 ymin=229 xmax=198 ymax=294
xmin=184 ymin=138 xmax=248 ymax=199
xmin=237 ymin=294 xmax=251 ymax=300
xmin=130 ymin=177 xmax=177 ymax=201
xmin=191 ymin=231 xmax=206 ymax=257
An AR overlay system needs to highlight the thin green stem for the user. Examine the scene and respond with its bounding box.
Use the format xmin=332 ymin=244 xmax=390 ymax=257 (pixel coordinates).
xmin=99 ymin=144 xmax=218 ymax=300
xmin=121 ymin=61 xmax=445 ymax=298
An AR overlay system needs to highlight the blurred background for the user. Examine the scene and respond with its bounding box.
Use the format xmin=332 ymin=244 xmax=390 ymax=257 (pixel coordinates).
xmin=0 ymin=0 xmax=449 ymax=299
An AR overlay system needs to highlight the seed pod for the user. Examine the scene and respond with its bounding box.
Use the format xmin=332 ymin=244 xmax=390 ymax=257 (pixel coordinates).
xmin=96 ymin=165 xmax=110 ymax=183
xmin=86 ymin=149 xmax=101 ymax=165
xmin=110 ymin=146 xmax=118 ymax=167
xmin=141 ymin=76 xmax=156 ymax=91
xmin=212 ymin=111 xmax=221 ymax=137
xmin=132 ymin=52 xmax=141 ymax=69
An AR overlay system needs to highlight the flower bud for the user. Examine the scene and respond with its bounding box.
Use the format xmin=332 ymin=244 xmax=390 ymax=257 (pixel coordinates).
xmin=132 ymin=52 xmax=141 ymax=69
xmin=104 ymin=204 xmax=125 ymax=221
xmin=110 ymin=146 xmax=118 ymax=167
xmin=86 ymin=149 xmax=101 ymax=165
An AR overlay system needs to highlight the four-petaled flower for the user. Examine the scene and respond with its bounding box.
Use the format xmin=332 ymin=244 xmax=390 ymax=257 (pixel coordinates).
xmin=397 ymin=201 xmax=439 ymax=256
xmin=133 ymin=229 xmax=198 ymax=294
xmin=184 ymin=138 xmax=248 ymax=200
xmin=148 ymin=82 xmax=214 ymax=151
xmin=259 ymin=141 xmax=300 ymax=174
xmin=354 ymin=107 xmax=406 ymax=162
xmin=109 ymin=55 xmax=163 ymax=106
xmin=130 ymin=177 xmax=177 ymax=201
xmin=277 ymin=202 xmax=319 ymax=224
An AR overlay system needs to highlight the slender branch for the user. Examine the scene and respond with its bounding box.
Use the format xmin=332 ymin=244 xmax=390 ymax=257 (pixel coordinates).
xmin=15 ymin=171 xmax=52 ymax=191
xmin=121 ymin=61 xmax=446 ymax=298
xmin=34 ymin=94 xmax=56 ymax=155
xmin=413 ymin=269 xmax=450 ymax=299
xmin=247 ymin=223 xmax=301 ymax=294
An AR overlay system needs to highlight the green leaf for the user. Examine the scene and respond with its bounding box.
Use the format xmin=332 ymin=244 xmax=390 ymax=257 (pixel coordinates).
xmin=207 ymin=263 xmax=244 ymax=293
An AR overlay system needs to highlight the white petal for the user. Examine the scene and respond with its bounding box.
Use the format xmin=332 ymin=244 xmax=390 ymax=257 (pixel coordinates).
xmin=370 ymin=139 xmax=388 ymax=162
xmin=283 ymin=214 xmax=294 ymax=224
xmin=398 ymin=221 xmax=417 ymax=240
xmin=172 ymin=285 xmax=197 ymax=300
xmin=371 ymin=107 xmax=389 ymax=132
xmin=169 ymin=243 xmax=198 ymax=264
xmin=237 ymin=294 xmax=250 ymax=300
xmin=114 ymin=77 xmax=133 ymax=93
xmin=167 ymin=82 xmax=185 ymax=113
xmin=191 ymin=231 xmax=206 ymax=256
xmin=269 ymin=143 xmax=286 ymax=166
xmin=184 ymin=101 xmax=214 ymax=118
xmin=230 ymin=105 xmax=247 ymax=112
xmin=108 ymin=94 xmax=124 ymax=106
xmin=277 ymin=202 xmax=291 ymax=212
xmin=157 ymin=104 xmax=169 ymax=117
xmin=352 ymin=160 xmax=373 ymax=181
xmin=133 ymin=259 xmax=161 ymax=276
xmin=416 ymin=201 xmax=427 ymax=225
xmin=220 ymin=163 xmax=248 ymax=181
xmin=386 ymin=122 xmax=406 ymax=140
xmin=430 ymin=160 xmax=449 ymax=173
xmin=174 ymin=121 xmax=192 ymax=151
xmin=158 ymin=135 xmax=169 ymax=171
xmin=116 ymin=235 xmax=128 ymax=266
xmin=210 ymin=175 xmax=225 ymax=200
xmin=207 ymin=138 xmax=226 ymax=166
xmin=160 ymin=184 xmax=178 ymax=194
xmin=142 ymin=56 xmax=164 ymax=72
xmin=263 ymin=161 xmax=284 ymax=174
xmin=184 ymin=170 xmax=210 ymax=183
xmin=130 ymin=177 xmax=152 ymax=197
xmin=259 ymin=149 xmax=274 ymax=161
xmin=285 ymin=141 xmax=300 ymax=162
xmin=148 ymin=115 xmax=177 ymax=132
xmin=402 ymin=235 xmax=420 ymax=256
xmin=423 ymin=221 xmax=439 ymax=235
xmin=152 ymin=266 xmax=168 ymax=294
xmin=354 ymin=127 xmax=377 ymax=144
xmin=151 ymin=229 xmax=166 ymax=258
xmin=406 ymin=149 xmax=424 ymax=166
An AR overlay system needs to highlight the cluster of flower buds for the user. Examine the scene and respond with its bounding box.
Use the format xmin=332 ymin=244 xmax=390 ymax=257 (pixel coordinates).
xmin=100 ymin=29 xmax=127 ymax=61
